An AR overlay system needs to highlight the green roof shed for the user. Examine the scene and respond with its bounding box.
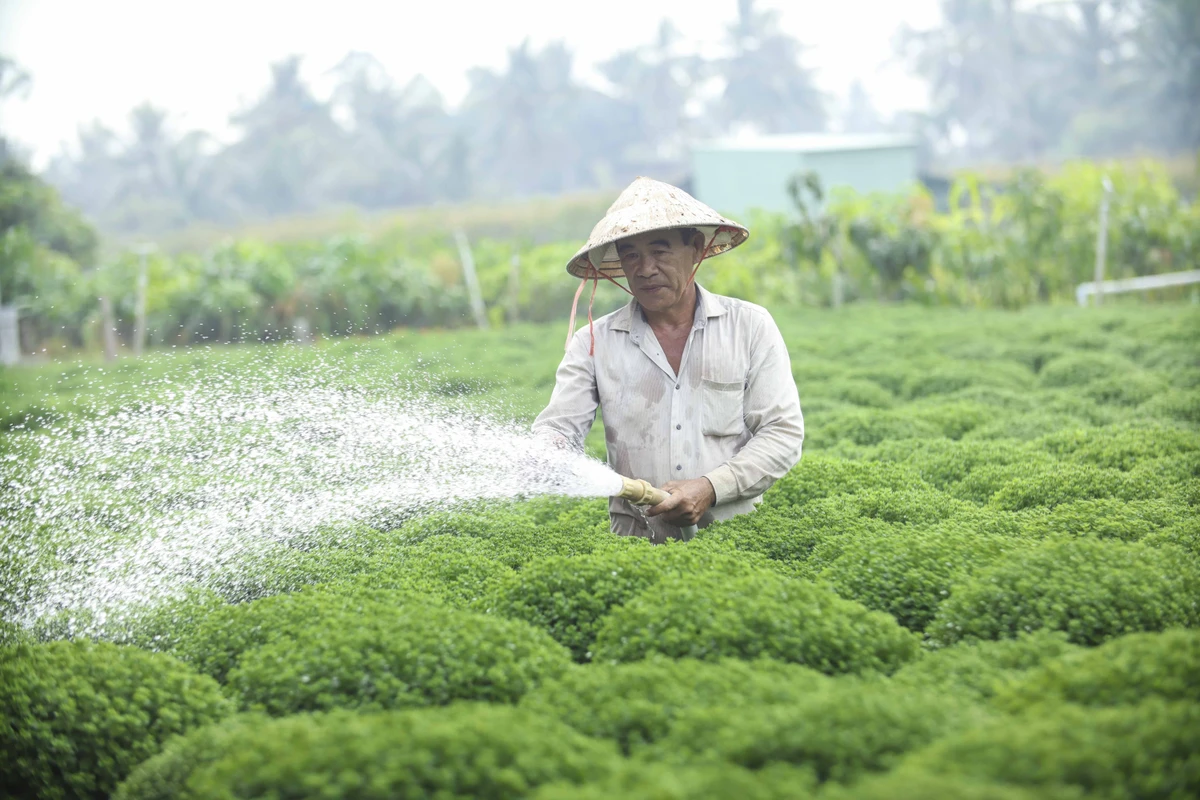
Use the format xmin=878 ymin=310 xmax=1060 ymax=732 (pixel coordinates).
xmin=691 ymin=133 xmax=919 ymax=217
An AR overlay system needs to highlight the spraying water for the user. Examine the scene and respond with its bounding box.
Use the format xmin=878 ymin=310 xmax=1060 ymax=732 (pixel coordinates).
xmin=1 ymin=352 xmax=624 ymax=639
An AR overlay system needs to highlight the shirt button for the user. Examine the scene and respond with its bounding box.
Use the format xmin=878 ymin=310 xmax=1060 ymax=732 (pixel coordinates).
xmin=676 ymin=465 xmax=683 ymax=471
xmin=675 ymin=384 xmax=680 ymax=390
xmin=676 ymin=424 xmax=682 ymax=430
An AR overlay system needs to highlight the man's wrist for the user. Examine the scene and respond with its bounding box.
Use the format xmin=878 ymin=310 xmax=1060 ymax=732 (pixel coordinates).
xmin=702 ymin=465 xmax=738 ymax=506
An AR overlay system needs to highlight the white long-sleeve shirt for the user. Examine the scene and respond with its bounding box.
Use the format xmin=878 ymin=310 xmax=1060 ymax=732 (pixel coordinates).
xmin=532 ymin=284 xmax=804 ymax=542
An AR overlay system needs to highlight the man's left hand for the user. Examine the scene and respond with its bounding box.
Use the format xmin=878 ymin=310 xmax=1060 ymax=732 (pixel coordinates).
xmin=647 ymin=477 xmax=716 ymax=526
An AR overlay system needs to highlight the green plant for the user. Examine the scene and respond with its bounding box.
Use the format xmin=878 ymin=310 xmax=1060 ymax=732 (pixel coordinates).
xmin=815 ymin=525 xmax=1032 ymax=631
xmin=647 ymin=681 xmax=982 ymax=784
xmin=993 ymin=629 xmax=1200 ymax=711
xmin=928 ymin=539 xmax=1200 ymax=646
xmin=532 ymin=762 xmax=818 ymax=800
xmin=170 ymin=586 xmax=440 ymax=682
xmin=890 ymin=631 xmax=1082 ymax=703
xmin=117 ymin=704 xmax=622 ymax=800
xmin=905 ymin=699 xmax=1200 ymax=799
xmin=520 ymin=656 xmax=829 ymax=754
xmin=762 ymin=455 xmax=928 ymax=508
xmin=0 ymin=640 xmax=233 ymax=800
xmin=480 ymin=545 xmax=775 ymax=661
xmin=819 ymin=772 xmax=1082 ymax=800
xmin=226 ymin=604 xmax=571 ymax=714
xmin=591 ymin=571 xmax=922 ymax=675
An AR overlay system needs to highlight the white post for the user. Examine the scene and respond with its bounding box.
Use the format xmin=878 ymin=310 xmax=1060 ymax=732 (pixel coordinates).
xmin=832 ymin=234 xmax=845 ymax=309
xmin=132 ymin=243 xmax=156 ymax=356
xmin=507 ymin=250 xmax=521 ymax=324
xmin=0 ymin=305 xmax=19 ymax=366
xmin=98 ymin=296 xmax=119 ymax=361
xmin=1092 ymin=176 xmax=1113 ymax=306
xmin=454 ymin=229 xmax=489 ymax=330
xmin=292 ymin=316 xmax=312 ymax=345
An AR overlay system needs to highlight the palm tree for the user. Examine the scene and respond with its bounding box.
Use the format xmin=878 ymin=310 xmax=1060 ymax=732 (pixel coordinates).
xmin=719 ymin=0 xmax=826 ymax=134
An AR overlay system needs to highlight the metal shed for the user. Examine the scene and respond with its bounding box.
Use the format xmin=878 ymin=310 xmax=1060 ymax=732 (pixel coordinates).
xmin=691 ymin=133 xmax=919 ymax=217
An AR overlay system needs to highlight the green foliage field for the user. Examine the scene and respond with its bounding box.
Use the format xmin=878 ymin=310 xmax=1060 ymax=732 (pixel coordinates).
xmin=1 ymin=301 xmax=1198 ymax=799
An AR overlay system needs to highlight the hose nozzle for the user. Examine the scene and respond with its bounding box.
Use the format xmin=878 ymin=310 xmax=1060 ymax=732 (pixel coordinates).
xmin=616 ymin=476 xmax=669 ymax=506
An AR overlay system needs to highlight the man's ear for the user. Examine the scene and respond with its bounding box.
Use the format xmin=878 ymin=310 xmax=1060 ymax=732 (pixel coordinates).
xmin=691 ymin=232 xmax=706 ymax=264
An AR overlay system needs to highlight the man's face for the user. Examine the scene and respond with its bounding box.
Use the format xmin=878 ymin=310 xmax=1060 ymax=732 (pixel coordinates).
xmin=616 ymin=230 xmax=705 ymax=314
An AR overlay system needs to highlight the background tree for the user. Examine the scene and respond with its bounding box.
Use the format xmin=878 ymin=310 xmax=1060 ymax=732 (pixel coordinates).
xmin=718 ymin=0 xmax=827 ymax=134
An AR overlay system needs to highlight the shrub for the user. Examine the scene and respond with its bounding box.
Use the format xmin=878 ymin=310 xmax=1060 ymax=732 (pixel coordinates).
xmin=397 ymin=507 xmax=637 ymax=569
xmin=171 ymin=586 xmax=440 ymax=682
xmin=113 ymin=714 xmax=269 ymax=800
xmin=0 ymin=640 xmax=233 ymax=800
xmin=1082 ymin=372 xmax=1168 ymax=407
xmin=330 ymin=535 xmax=516 ymax=606
xmin=864 ymin=438 xmax=1045 ymax=489
xmin=816 ymin=526 xmax=1032 ymax=631
xmin=814 ymin=407 xmax=943 ymax=448
xmin=962 ymin=412 xmax=1091 ymax=442
xmin=1141 ymin=388 xmax=1200 ymax=424
xmin=520 ymin=656 xmax=829 ymax=753
xmin=950 ymin=460 xmax=1065 ymax=505
xmin=591 ymin=571 xmax=922 ymax=675
xmin=532 ymin=763 xmax=817 ymax=800
xmin=811 ymin=378 xmax=896 ymax=409
xmin=928 ymin=539 xmax=1200 ymax=646
xmin=1018 ymin=498 xmax=1182 ymax=542
xmin=1038 ymin=352 xmax=1139 ymax=388
xmin=647 ymin=681 xmax=981 ymax=784
xmin=1143 ymin=516 xmax=1200 ymax=555
xmin=904 ymin=401 xmax=995 ymax=439
xmin=993 ymin=629 xmax=1200 ymax=712
xmin=900 ymin=362 xmax=1033 ymax=400
xmin=988 ymin=463 xmax=1157 ymax=511
xmin=26 ymin=587 xmax=228 ymax=653
xmin=763 ymin=456 xmax=928 ymax=508
xmin=890 ymin=631 xmax=1082 ymax=703
xmin=481 ymin=545 xmax=775 ymax=661
xmin=820 ymin=772 xmax=1081 ymax=800
xmin=226 ymin=604 xmax=572 ymax=714
xmin=694 ymin=508 xmax=842 ymax=579
xmin=1032 ymin=422 xmax=1200 ymax=471
xmin=905 ymin=699 xmax=1200 ymax=800
xmin=118 ymin=704 xmax=622 ymax=800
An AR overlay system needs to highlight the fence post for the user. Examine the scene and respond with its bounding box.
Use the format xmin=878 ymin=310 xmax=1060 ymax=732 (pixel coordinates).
xmin=506 ymin=250 xmax=521 ymax=324
xmin=98 ymin=296 xmax=119 ymax=362
xmin=454 ymin=229 xmax=489 ymax=330
xmin=1092 ymin=176 xmax=1113 ymax=306
xmin=132 ymin=243 xmax=157 ymax=356
xmin=832 ymin=234 xmax=845 ymax=309
xmin=0 ymin=305 xmax=19 ymax=366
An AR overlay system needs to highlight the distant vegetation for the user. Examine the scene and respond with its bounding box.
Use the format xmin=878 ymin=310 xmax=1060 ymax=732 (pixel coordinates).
xmin=1 ymin=0 xmax=1195 ymax=237
xmin=2 ymin=153 xmax=1196 ymax=357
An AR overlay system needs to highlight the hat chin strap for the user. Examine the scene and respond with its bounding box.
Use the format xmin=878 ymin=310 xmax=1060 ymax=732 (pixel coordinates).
xmin=564 ymin=226 xmax=731 ymax=355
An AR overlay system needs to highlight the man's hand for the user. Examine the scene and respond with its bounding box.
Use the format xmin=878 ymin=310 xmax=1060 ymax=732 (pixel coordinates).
xmin=647 ymin=477 xmax=716 ymax=526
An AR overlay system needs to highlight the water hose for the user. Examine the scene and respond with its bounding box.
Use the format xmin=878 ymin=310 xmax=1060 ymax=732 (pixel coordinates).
xmin=615 ymin=476 xmax=699 ymax=540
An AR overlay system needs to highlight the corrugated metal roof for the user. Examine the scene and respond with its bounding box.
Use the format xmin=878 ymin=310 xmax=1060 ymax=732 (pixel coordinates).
xmin=693 ymin=132 xmax=916 ymax=154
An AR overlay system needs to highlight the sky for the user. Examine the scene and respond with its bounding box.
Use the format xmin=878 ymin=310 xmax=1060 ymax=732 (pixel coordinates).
xmin=0 ymin=0 xmax=941 ymax=167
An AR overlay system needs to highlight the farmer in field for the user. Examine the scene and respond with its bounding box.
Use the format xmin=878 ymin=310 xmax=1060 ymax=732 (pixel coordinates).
xmin=533 ymin=177 xmax=804 ymax=542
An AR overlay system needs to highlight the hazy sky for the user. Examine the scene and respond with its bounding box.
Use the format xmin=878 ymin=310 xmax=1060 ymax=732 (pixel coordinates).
xmin=0 ymin=0 xmax=940 ymax=166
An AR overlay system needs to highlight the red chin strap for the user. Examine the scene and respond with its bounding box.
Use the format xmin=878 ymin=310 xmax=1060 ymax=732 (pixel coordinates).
xmin=564 ymin=227 xmax=733 ymax=355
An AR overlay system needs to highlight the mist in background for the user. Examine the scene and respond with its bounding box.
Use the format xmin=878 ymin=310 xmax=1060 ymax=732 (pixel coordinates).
xmin=1 ymin=0 xmax=1196 ymax=238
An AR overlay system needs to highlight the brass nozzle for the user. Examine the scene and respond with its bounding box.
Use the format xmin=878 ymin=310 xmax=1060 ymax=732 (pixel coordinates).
xmin=617 ymin=476 xmax=670 ymax=506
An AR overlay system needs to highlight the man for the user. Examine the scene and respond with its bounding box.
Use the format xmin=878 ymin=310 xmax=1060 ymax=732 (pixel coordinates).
xmin=533 ymin=177 xmax=804 ymax=542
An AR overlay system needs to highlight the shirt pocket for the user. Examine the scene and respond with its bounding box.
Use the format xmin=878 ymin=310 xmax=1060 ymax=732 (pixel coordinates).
xmin=701 ymin=378 xmax=745 ymax=437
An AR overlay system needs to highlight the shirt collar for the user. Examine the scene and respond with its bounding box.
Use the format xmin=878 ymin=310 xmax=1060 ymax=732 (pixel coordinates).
xmin=611 ymin=283 xmax=727 ymax=335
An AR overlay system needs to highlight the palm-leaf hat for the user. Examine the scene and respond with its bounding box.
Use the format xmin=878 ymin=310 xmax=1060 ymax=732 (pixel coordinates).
xmin=563 ymin=177 xmax=749 ymax=352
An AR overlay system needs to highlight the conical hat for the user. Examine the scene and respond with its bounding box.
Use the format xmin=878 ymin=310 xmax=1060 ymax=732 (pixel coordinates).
xmin=567 ymin=177 xmax=749 ymax=279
